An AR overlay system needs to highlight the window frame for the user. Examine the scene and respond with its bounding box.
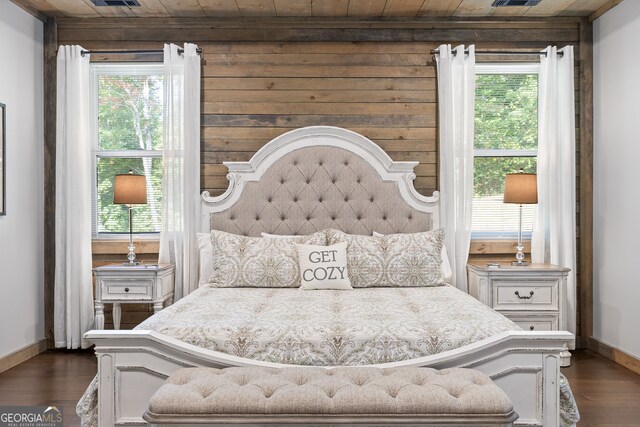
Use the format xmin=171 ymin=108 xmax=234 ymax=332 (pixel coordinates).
xmin=472 ymin=62 xmax=540 ymax=241
xmin=90 ymin=63 xmax=164 ymax=239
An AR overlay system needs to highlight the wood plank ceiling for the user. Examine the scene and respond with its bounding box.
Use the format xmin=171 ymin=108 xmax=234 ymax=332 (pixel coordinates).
xmin=12 ymin=0 xmax=621 ymax=19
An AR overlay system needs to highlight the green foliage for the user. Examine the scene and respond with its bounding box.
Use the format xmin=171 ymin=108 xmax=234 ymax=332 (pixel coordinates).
xmin=474 ymin=73 xmax=538 ymax=197
xmin=95 ymin=74 xmax=163 ymax=234
xmin=475 ymin=73 xmax=538 ymax=150
xmin=474 ymin=157 xmax=537 ymax=197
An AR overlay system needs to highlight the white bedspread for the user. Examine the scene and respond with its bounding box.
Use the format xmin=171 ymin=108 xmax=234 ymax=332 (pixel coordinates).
xmin=77 ymin=284 xmax=579 ymax=425
xmin=138 ymin=284 xmax=518 ymax=365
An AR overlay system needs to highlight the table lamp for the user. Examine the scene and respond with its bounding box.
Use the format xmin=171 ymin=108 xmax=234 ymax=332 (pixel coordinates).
xmin=113 ymin=170 xmax=147 ymax=266
xmin=503 ymin=169 xmax=538 ymax=266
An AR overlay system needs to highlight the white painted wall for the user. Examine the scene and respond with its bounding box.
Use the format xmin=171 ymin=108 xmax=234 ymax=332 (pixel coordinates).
xmin=0 ymin=2 xmax=44 ymax=358
xmin=593 ymin=0 xmax=640 ymax=359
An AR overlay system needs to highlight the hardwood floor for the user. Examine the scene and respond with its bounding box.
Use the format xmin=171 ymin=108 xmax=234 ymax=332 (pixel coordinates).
xmin=563 ymin=350 xmax=640 ymax=426
xmin=0 ymin=349 xmax=638 ymax=426
xmin=0 ymin=350 xmax=96 ymax=427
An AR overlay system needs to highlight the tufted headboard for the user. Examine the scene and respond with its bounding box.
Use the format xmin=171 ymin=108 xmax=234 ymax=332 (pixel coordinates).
xmin=201 ymin=126 xmax=439 ymax=236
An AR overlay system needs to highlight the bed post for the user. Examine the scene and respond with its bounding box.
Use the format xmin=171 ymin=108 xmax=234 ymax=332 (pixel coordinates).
xmin=96 ymin=351 xmax=116 ymax=427
xmin=543 ymin=353 xmax=561 ymax=427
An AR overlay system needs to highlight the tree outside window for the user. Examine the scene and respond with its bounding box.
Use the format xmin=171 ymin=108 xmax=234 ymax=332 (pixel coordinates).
xmin=91 ymin=64 xmax=163 ymax=236
xmin=473 ymin=63 xmax=539 ymax=238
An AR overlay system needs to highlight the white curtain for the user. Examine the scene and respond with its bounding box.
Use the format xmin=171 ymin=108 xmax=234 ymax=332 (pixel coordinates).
xmin=159 ymin=43 xmax=201 ymax=301
xmin=436 ymin=44 xmax=476 ymax=292
xmin=54 ymin=45 xmax=94 ymax=349
xmin=532 ymin=45 xmax=577 ymax=338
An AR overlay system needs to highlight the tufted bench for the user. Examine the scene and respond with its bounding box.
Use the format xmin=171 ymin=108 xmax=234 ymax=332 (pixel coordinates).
xmin=143 ymin=366 xmax=518 ymax=426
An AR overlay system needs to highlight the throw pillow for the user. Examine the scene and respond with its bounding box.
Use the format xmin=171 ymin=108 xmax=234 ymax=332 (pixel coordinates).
xmin=296 ymin=242 xmax=352 ymax=290
xmin=328 ymin=229 xmax=446 ymax=288
xmin=209 ymin=230 xmax=326 ymax=288
xmin=197 ymin=232 xmax=214 ymax=285
xmin=372 ymin=231 xmax=453 ymax=284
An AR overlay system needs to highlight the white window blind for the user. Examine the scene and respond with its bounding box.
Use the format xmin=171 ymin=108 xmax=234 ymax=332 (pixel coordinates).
xmin=90 ymin=63 xmax=164 ymax=237
xmin=472 ymin=63 xmax=539 ymax=238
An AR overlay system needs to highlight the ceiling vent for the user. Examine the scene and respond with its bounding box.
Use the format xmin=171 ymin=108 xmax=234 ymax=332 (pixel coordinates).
xmin=492 ymin=0 xmax=541 ymax=6
xmin=91 ymin=0 xmax=141 ymax=6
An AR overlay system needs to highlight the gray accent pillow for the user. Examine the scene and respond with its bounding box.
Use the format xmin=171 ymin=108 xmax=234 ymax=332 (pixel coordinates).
xmin=209 ymin=230 xmax=327 ymax=288
xmin=327 ymin=229 xmax=446 ymax=288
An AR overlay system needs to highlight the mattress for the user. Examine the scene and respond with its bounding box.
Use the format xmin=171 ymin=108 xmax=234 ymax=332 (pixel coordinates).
xmin=137 ymin=284 xmax=519 ymax=365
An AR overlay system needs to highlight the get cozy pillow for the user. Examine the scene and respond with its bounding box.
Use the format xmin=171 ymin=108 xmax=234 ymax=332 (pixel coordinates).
xmin=209 ymin=229 xmax=326 ymax=288
xmin=372 ymin=231 xmax=453 ymax=284
xmin=327 ymin=228 xmax=446 ymax=288
xmin=296 ymin=242 xmax=352 ymax=290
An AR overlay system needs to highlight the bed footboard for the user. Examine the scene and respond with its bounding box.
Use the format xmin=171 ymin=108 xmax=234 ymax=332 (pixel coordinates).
xmin=85 ymin=329 xmax=573 ymax=427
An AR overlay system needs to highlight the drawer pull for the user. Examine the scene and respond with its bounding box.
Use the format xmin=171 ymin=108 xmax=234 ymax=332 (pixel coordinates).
xmin=124 ymin=288 xmax=129 ymax=293
xmin=515 ymin=290 xmax=534 ymax=300
xmin=529 ymin=326 xmax=535 ymax=331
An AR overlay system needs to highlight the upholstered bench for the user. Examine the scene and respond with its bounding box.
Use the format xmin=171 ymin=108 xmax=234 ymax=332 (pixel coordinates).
xmin=143 ymin=366 xmax=517 ymax=426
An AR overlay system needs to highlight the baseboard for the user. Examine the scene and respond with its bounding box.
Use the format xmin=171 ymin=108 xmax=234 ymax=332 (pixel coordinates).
xmin=590 ymin=337 xmax=640 ymax=376
xmin=0 ymin=339 xmax=48 ymax=374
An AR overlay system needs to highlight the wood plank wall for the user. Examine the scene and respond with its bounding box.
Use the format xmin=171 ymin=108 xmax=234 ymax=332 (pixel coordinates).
xmin=56 ymin=17 xmax=584 ymax=333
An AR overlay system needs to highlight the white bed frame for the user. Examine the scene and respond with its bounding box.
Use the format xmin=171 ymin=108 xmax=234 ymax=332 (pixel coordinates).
xmin=85 ymin=126 xmax=573 ymax=427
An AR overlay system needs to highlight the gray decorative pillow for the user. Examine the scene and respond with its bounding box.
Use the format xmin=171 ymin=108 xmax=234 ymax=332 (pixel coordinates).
xmin=327 ymin=229 xmax=446 ymax=288
xmin=209 ymin=230 xmax=327 ymax=288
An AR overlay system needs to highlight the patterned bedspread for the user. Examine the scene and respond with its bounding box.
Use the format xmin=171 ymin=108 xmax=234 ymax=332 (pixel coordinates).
xmin=77 ymin=284 xmax=579 ymax=425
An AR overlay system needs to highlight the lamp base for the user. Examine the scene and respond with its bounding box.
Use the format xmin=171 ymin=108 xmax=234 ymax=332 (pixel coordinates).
xmin=511 ymin=261 xmax=530 ymax=266
xmin=122 ymin=261 xmax=141 ymax=266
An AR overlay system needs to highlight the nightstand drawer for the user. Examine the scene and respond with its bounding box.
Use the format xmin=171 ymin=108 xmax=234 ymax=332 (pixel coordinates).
xmin=493 ymin=280 xmax=558 ymax=311
xmin=100 ymin=279 xmax=153 ymax=301
xmin=507 ymin=314 xmax=559 ymax=331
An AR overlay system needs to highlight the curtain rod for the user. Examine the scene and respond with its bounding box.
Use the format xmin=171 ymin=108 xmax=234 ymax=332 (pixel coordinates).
xmin=430 ymin=49 xmax=564 ymax=57
xmin=80 ymin=48 xmax=203 ymax=57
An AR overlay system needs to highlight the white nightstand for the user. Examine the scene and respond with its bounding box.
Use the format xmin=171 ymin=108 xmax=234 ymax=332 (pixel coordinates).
xmin=93 ymin=263 xmax=175 ymax=330
xmin=467 ymin=263 xmax=572 ymax=366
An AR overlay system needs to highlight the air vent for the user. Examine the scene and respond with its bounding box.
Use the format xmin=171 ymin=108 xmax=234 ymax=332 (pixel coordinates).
xmin=92 ymin=0 xmax=141 ymax=6
xmin=492 ymin=0 xmax=541 ymax=6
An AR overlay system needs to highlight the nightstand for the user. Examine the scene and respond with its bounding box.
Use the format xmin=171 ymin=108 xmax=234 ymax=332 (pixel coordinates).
xmin=93 ymin=263 xmax=175 ymax=330
xmin=467 ymin=263 xmax=572 ymax=366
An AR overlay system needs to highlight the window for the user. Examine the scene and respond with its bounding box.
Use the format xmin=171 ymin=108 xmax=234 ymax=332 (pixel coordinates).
xmin=91 ymin=64 xmax=164 ymax=237
xmin=472 ymin=63 xmax=539 ymax=239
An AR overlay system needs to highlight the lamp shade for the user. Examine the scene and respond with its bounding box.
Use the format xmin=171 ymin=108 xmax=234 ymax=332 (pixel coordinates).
xmin=503 ymin=172 xmax=538 ymax=204
xmin=113 ymin=172 xmax=147 ymax=205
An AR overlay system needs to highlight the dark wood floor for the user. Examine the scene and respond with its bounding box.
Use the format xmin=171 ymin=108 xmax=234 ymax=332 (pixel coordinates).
xmin=0 ymin=349 xmax=638 ymax=426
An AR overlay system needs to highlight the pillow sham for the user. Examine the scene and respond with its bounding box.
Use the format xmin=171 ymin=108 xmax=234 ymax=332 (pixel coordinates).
xmin=327 ymin=228 xmax=446 ymax=288
xmin=197 ymin=232 xmax=214 ymax=285
xmin=372 ymin=231 xmax=453 ymax=284
xmin=296 ymin=242 xmax=352 ymax=290
xmin=209 ymin=230 xmax=326 ymax=288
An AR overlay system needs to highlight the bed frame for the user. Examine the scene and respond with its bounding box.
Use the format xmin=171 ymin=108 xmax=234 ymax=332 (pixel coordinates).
xmin=85 ymin=126 xmax=573 ymax=427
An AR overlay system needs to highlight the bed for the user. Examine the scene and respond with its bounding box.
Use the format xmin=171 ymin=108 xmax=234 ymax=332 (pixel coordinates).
xmin=80 ymin=126 xmax=576 ymax=427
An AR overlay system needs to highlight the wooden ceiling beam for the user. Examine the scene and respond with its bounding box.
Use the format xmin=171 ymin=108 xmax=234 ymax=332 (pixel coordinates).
xmin=10 ymin=0 xmax=60 ymax=21
xmin=589 ymin=0 xmax=624 ymax=21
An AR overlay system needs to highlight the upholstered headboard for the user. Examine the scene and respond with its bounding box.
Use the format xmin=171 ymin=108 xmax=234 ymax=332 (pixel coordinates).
xmin=201 ymin=126 xmax=439 ymax=236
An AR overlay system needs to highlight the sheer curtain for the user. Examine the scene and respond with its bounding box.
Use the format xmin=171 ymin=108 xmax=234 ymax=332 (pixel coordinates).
xmin=55 ymin=45 xmax=94 ymax=349
xmin=532 ymin=45 xmax=577 ymax=338
xmin=159 ymin=43 xmax=201 ymax=301
xmin=436 ymin=45 xmax=476 ymax=292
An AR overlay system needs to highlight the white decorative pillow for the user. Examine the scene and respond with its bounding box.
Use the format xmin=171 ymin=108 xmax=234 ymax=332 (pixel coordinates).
xmin=296 ymin=242 xmax=352 ymax=290
xmin=197 ymin=232 xmax=214 ymax=286
xmin=373 ymin=231 xmax=453 ymax=284
xmin=209 ymin=230 xmax=326 ymax=288
xmin=328 ymin=229 xmax=446 ymax=288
